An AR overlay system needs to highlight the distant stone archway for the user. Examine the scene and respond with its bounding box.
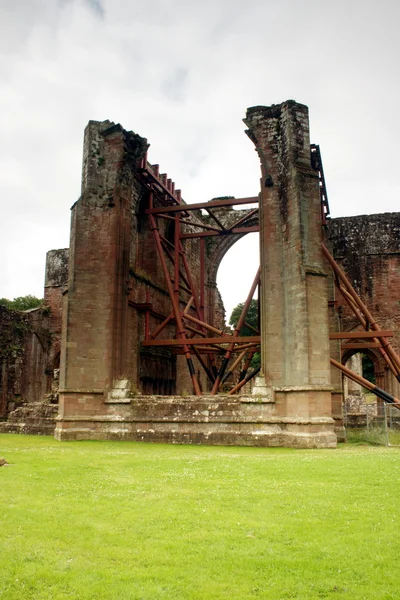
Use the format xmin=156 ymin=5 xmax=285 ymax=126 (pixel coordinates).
xmin=202 ymin=209 xmax=259 ymax=326
xmin=341 ymin=346 xmax=387 ymax=411
xmin=205 ymin=208 xmax=259 ymax=287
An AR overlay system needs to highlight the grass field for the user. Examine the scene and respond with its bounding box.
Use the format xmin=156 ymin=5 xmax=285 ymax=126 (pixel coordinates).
xmin=1 ymin=435 xmax=400 ymax=600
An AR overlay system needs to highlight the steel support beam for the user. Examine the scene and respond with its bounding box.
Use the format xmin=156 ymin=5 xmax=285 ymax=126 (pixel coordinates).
xmin=146 ymin=196 xmax=259 ymax=214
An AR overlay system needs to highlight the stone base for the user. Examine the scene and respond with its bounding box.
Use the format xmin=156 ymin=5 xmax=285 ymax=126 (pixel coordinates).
xmin=0 ymin=402 xmax=58 ymax=435
xmin=334 ymin=425 xmax=346 ymax=443
xmin=106 ymin=379 xmax=132 ymax=403
xmin=54 ymin=394 xmax=337 ymax=448
xmin=54 ymin=422 xmax=336 ymax=448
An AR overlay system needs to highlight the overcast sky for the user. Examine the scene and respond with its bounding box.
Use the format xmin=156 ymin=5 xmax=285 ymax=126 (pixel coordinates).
xmin=1 ymin=0 xmax=399 ymax=319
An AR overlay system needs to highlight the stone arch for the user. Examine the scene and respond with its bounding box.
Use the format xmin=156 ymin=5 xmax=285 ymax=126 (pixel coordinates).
xmin=341 ymin=346 xmax=382 ymax=371
xmin=206 ymin=209 xmax=259 ymax=288
xmin=341 ymin=346 xmax=387 ymax=389
xmin=341 ymin=346 xmax=387 ymax=415
xmin=204 ymin=210 xmax=259 ymax=326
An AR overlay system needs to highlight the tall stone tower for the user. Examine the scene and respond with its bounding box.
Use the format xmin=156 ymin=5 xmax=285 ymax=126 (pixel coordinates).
xmin=244 ymin=101 xmax=336 ymax=446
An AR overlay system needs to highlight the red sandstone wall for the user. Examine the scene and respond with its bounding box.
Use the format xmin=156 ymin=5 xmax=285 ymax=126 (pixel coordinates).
xmin=58 ymin=120 xmax=213 ymax=400
xmin=30 ymin=119 xmax=400 ymax=407
xmin=0 ymin=304 xmax=57 ymax=416
xmin=327 ymin=213 xmax=400 ymax=398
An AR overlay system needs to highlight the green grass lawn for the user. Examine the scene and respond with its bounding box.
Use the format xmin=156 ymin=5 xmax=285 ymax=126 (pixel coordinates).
xmin=1 ymin=435 xmax=400 ymax=600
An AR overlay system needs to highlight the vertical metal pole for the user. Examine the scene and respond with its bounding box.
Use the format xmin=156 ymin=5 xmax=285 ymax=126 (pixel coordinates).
xmin=210 ymin=357 xmax=219 ymax=379
xmin=200 ymin=238 xmax=205 ymax=323
xmin=174 ymin=214 xmax=180 ymax=338
xmin=148 ymin=197 xmax=201 ymax=396
xmin=180 ymin=241 xmax=203 ymax=323
xmin=385 ymin=404 xmax=389 ymax=446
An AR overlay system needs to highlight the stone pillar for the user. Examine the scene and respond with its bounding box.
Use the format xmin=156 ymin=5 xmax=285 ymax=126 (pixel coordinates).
xmin=244 ymin=101 xmax=336 ymax=447
xmin=56 ymin=121 xmax=147 ymax=439
xmin=346 ymin=354 xmax=363 ymax=396
xmin=44 ymin=248 xmax=69 ymax=372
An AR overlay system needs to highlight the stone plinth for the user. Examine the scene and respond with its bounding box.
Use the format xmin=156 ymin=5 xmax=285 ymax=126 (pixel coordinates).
xmin=54 ymin=394 xmax=335 ymax=448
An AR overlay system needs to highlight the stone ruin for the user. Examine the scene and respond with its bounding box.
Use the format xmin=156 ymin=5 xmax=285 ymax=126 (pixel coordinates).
xmin=1 ymin=100 xmax=399 ymax=447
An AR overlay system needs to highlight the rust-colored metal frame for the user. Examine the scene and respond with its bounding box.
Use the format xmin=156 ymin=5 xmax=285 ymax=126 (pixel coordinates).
xmin=134 ymin=151 xmax=400 ymax=406
xmin=136 ymin=153 xmax=261 ymax=396
xmin=323 ymin=243 xmax=400 ymax=407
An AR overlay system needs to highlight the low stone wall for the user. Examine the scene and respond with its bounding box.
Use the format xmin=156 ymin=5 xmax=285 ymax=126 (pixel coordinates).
xmin=344 ymin=395 xmax=378 ymax=417
xmin=55 ymin=394 xmax=336 ymax=448
xmin=0 ymin=402 xmax=58 ymax=435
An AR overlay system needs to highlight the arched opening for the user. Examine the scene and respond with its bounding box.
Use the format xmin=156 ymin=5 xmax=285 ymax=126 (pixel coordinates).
xmin=133 ymin=195 xmax=261 ymax=396
xmin=213 ymin=231 xmax=260 ymax=391
xmin=342 ymin=349 xmax=383 ymax=422
xmin=216 ymin=233 xmax=259 ymax=324
xmin=362 ymin=354 xmax=375 ymax=384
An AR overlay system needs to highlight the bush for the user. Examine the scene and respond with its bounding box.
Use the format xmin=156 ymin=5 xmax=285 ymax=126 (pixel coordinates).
xmin=0 ymin=295 xmax=42 ymax=311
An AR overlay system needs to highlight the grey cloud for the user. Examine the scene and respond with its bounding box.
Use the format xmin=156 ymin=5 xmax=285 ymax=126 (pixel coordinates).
xmin=161 ymin=68 xmax=189 ymax=102
xmin=1 ymin=0 xmax=399 ymax=305
xmin=85 ymin=0 xmax=104 ymax=17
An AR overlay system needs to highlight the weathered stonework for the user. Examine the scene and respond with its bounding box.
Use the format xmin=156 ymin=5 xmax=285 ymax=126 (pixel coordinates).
xmin=0 ymin=402 xmax=58 ymax=435
xmin=2 ymin=101 xmax=399 ymax=448
xmin=0 ymin=249 xmax=68 ymax=431
xmin=54 ymin=394 xmax=335 ymax=448
xmin=0 ymin=305 xmax=56 ymax=416
xmin=243 ymin=101 xmax=335 ymax=447
xmin=327 ymin=213 xmax=400 ymax=402
xmin=0 ymin=305 xmax=28 ymax=417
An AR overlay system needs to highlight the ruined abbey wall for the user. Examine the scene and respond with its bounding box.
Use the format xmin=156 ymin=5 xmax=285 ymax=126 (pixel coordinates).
xmin=1 ymin=101 xmax=399 ymax=447
xmin=58 ymin=119 xmax=237 ymax=422
xmin=0 ymin=249 xmax=68 ymax=418
xmin=327 ymin=213 xmax=400 ymax=399
xmin=0 ymin=305 xmax=53 ymax=416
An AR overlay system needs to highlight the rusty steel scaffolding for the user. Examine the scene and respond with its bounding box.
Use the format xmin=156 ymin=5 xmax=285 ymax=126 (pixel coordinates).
xmin=134 ymin=150 xmax=400 ymax=406
xmin=322 ymin=243 xmax=400 ymax=407
xmin=135 ymin=152 xmax=261 ymax=396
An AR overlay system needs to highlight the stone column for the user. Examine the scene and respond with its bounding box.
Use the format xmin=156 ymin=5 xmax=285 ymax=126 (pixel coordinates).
xmin=56 ymin=121 xmax=147 ymax=439
xmin=346 ymin=354 xmax=363 ymax=395
xmin=244 ymin=101 xmax=336 ymax=447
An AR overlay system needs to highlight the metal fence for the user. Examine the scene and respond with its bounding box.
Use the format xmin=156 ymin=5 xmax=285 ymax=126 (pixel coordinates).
xmin=344 ymin=402 xmax=400 ymax=446
xmin=384 ymin=404 xmax=400 ymax=447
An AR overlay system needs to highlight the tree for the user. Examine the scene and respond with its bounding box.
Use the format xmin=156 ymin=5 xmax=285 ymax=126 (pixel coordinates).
xmin=229 ymin=299 xmax=259 ymax=336
xmin=0 ymin=295 xmax=43 ymax=311
xmin=361 ymin=354 xmax=376 ymax=384
xmin=229 ymin=299 xmax=260 ymax=369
